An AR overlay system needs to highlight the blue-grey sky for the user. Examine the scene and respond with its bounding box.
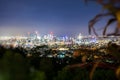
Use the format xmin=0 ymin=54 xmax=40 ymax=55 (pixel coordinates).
xmin=0 ymin=0 xmax=105 ymax=36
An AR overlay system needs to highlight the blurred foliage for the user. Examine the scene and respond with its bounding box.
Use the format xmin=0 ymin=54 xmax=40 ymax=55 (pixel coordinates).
xmin=0 ymin=45 xmax=119 ymax=80
xmin=0 ymin=50 xmax=30 ymax=80
xmin=85 ymin=0 xmax=120 ymax=36
xmin=39 ymin=58 xmax=54 ymax=80
xmin=31 ymin=70 xmax=46 ymax=80
xmin=0 ymin=47 xmax=57 ymax=80
xmin=54 ymin=66 xmax=117 ymax=80
xmin=107 ymin=42 xmax=120 ymax=60
xmin=54 ymin=67 xmax=89 ymax=80
xmin=92 ymin=68 xmax=117 ymax=80
xmin=106 ymin=43 xmax=120 ymax=80
xmin=84 ymin=1 xmax=120 ymax=79
xmin=116 ymin=66 xmax=120 ymax=80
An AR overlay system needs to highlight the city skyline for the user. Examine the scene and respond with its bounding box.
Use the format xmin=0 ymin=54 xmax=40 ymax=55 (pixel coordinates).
xmin=0 ymin=0 xmax=114 ymax=36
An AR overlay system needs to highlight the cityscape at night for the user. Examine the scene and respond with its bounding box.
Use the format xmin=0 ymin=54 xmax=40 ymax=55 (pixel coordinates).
xmin=0 ymin=0 xmax=120 ymax=80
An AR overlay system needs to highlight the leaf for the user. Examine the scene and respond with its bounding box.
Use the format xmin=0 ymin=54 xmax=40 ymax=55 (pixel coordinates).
xmin=116 ymin=11 xmax=120 ymax=22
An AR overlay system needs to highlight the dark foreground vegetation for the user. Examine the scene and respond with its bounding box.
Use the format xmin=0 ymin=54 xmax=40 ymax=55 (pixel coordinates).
xmin=0 ymin=42 xmax=120 ymax=80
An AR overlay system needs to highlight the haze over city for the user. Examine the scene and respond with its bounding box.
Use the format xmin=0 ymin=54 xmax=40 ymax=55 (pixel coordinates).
xmin=0 ymin=0 xmax=104 ymax=36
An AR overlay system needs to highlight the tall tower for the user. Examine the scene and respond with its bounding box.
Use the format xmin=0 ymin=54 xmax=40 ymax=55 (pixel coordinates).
xmin=78 ymin=33 xmax=82 ymax=40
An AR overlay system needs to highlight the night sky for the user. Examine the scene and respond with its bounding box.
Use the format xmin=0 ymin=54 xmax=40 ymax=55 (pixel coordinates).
xmin=0 ymin=0 xmax=105 ymax=36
